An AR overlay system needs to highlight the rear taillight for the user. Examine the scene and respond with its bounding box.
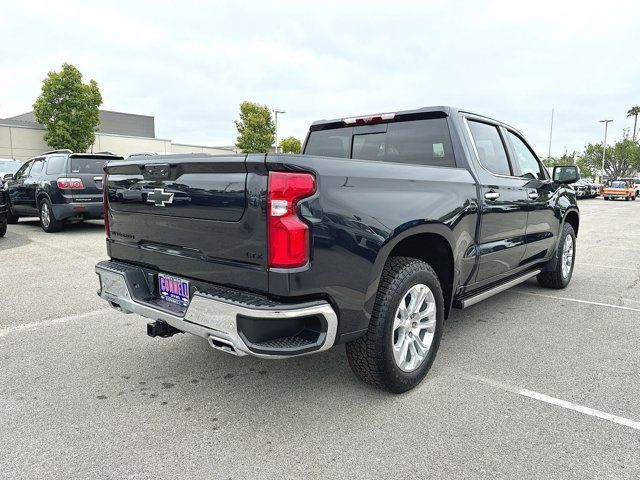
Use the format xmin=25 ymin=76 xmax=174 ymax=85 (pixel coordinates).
xmin=102 ymin=174 xmax=109 ymax=237
xmin=267 ymin=171 xmax=316 ymax=268
xmin=56 ymin=177 xmax=84 ymax=189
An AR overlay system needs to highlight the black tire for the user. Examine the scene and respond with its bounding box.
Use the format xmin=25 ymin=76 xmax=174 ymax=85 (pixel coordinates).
xmin=346 ymin=256 xmax=444 ymax=393
xmin=6 ymin=208 xmax=19 ymax=224
xmin=0 ymin=216 xmax=6 ymax=237
xmin=537 ymin=222 xmax=576 ymax=289
xmin=38 ymin=198 xmax=62 ymax=233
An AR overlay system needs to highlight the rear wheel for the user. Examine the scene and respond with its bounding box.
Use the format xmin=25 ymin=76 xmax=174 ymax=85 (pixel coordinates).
xmin=537 ymin=222 xmax=576 ymax=289
xmin=0 ymin=216 xmax=6 ymax=237
xmin=346 ymin=256 xmax=444 ymax=393
xmin=39 ymin=199 xmax=62 ymax=233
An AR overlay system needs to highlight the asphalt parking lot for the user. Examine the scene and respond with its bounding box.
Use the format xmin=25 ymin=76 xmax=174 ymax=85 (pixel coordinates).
xmin=1 ymin=198 xmax=639 ymax=480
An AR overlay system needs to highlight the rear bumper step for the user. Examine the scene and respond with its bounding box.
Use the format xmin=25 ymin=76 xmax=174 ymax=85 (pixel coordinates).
xmin=95 ymin=260 xmax=338 ymax=358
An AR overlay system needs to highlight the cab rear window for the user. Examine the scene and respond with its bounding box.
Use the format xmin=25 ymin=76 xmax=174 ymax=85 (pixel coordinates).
xmin=304 ymin=118 xmax=455 ymax=167
xmin=69 ymin=157 xmax=107 ymax=174
xmin=304 ymin=129 xmax=351 ymax=158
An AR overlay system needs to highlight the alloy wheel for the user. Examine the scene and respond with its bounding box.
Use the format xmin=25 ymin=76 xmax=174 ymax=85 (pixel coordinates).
xmin=561 ymin=233 xmax=574 ymax=278
xmin=392 ymin=283 xmax=437 ymax=372
xmin=41 ymin=203 xmax=50 ymax=228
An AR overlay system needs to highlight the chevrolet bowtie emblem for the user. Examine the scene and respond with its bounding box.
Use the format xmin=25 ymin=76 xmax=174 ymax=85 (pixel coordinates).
xmin=147 ymin=188 xmax=174 ymax=207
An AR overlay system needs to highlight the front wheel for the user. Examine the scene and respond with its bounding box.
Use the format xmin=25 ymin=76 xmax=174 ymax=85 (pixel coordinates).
xmin=39 ymin=199 xmax=62 ymax=233
xmin=537 ymin=222 xmax=576 ymax=289
xmin=0 ymin=216 xmax=6 ymax=237
xmin=346 ymin=256 xmax=444 ymax=393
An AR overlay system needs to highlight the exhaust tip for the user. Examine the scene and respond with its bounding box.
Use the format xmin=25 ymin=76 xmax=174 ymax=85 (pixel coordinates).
xmin=208 ymin=335 xmax=240 ymax=356
xmin=109 ymin=301 xmax=124 ymax=312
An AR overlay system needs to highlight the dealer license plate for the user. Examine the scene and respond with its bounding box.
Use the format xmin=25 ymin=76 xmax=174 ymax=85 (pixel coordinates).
xmin=158 ymin=273 xmax=190 ymax=307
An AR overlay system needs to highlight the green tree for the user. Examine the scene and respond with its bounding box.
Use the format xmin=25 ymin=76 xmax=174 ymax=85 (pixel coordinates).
xmin=581 ymin=131 xmax=640 ymax=179
xmin=545 ymin=151 xmax=595 ymax=178
xmin=627 ymin=106 xmax=640 ymax=142
xmin=576 ymin=156 xmax=595 ymax=178
xmin=279 ymin=136 xmax=301 ymax=154
xmin=234 ymin=101 xmax=275 ymax=153
xmin=33 ymin=63 xmax=102 ymax=152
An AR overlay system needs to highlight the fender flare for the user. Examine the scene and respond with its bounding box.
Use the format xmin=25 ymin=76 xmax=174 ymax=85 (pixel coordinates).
xmin=363 ymin=222 xmax=457 ymax=318
xmin=545 ymin=207 xmax=579 ymax=272
xmin=562 ymin=207 xmax=580 ymax=236
xmin=35 ymin=190 xmax=52 ymax=207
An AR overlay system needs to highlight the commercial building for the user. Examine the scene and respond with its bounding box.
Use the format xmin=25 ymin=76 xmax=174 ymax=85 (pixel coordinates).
xmin=0 ymin=110 xmax=235 ymax=162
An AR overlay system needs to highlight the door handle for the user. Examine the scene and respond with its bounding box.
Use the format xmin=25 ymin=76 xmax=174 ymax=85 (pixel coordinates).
xmin=528 ymin=192 xmax=540 ymax=200
xmin=484 ymin=191 xmax=500 ymax=201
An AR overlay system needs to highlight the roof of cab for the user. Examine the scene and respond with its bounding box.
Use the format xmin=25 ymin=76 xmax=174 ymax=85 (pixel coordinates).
xmin=309 ymin=105 xmax=526 ymax=139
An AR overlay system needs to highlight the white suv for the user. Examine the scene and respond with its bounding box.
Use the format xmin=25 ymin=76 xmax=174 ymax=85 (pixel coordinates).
xmin=0 ymin=158 xmax=21 ymax=180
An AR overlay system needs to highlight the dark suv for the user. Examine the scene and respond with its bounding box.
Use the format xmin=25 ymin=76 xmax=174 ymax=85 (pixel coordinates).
xmin=4 ymin=149 xmax=123 ymax=232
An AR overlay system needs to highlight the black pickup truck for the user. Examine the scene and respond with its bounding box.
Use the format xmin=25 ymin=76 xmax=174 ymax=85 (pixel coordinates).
xmin=95 ymin=106 xmax=580 ymax=393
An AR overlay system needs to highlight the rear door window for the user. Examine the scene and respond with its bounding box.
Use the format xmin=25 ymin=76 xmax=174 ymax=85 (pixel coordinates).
xmin=45 ymin=155 xmax=66 ymax=175
xmin=467 ymin=120 xmax=512 ymax=176
xmin=69 ymin=157 xmax=108 ymax=174
xmin=305 ymin=118 xmax=455 ymax=167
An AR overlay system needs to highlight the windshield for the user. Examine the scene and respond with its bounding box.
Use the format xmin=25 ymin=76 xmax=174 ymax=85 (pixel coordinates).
xmin=69 ymin=157 xmax=108 ymax=174
xmin=0 ymin=161 xmax=20 ymax=173
xmin=611 ymin=181 xmax=626 ymax=188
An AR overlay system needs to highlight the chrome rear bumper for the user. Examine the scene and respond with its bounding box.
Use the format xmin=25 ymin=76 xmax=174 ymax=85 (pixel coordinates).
xmin=95 ymin=260 xmax=338 ymax=358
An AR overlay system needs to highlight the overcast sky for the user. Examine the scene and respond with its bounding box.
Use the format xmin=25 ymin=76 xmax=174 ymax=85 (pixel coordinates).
xmin=1 ymin=0 xmax=639 ymax=155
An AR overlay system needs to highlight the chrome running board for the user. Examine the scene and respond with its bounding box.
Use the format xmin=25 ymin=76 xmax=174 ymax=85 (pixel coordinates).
xmin=456 ymin=269 xmax=542 ymax=309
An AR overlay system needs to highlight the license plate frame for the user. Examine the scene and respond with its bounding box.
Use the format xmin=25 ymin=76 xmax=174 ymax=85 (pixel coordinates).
xmin=158 ymin=273 xmax=190 ymax=307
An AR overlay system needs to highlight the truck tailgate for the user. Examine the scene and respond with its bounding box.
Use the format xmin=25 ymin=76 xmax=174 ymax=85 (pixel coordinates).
xmin=104 ymin=154 xmax=269 ymax=292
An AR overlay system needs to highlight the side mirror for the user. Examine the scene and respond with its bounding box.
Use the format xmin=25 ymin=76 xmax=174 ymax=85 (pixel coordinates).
xmin=2 ymin=173 xmax=13 ymax=181
xmin=553 ymin=165 xmax=579 ymax=184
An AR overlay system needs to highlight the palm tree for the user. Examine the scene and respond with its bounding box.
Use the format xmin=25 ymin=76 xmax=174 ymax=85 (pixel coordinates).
xmin=627 ymin=106 xmax=640 ymax=142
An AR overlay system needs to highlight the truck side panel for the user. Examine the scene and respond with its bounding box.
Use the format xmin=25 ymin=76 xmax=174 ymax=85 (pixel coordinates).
xmin=266 ymin=154 xmax=478 ymax=342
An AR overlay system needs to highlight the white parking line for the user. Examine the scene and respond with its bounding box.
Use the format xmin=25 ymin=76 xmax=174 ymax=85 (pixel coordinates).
xmin=580 ymin=207 xmax=633 ymax=216
xmin=466 ymin=375 xmax=640 ymax=431
xmin=576 ymin=262 xmax=639 ymax=271
xmin=519 ymin=389 xmax=640 ymax=431
xmin=0 ymin=309 xmax=112 ymax=337
xmin=513 ymin=291 xmax=640 ymax=312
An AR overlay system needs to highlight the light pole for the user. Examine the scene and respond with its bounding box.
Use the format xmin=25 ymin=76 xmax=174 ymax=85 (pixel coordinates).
xmin=599 ymin=119 xmax=613 ymax=178
xmin=547 ymin=108 xmax=554 ymax=166
xmin=273 ymin=110 xmax=286 ymax=153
